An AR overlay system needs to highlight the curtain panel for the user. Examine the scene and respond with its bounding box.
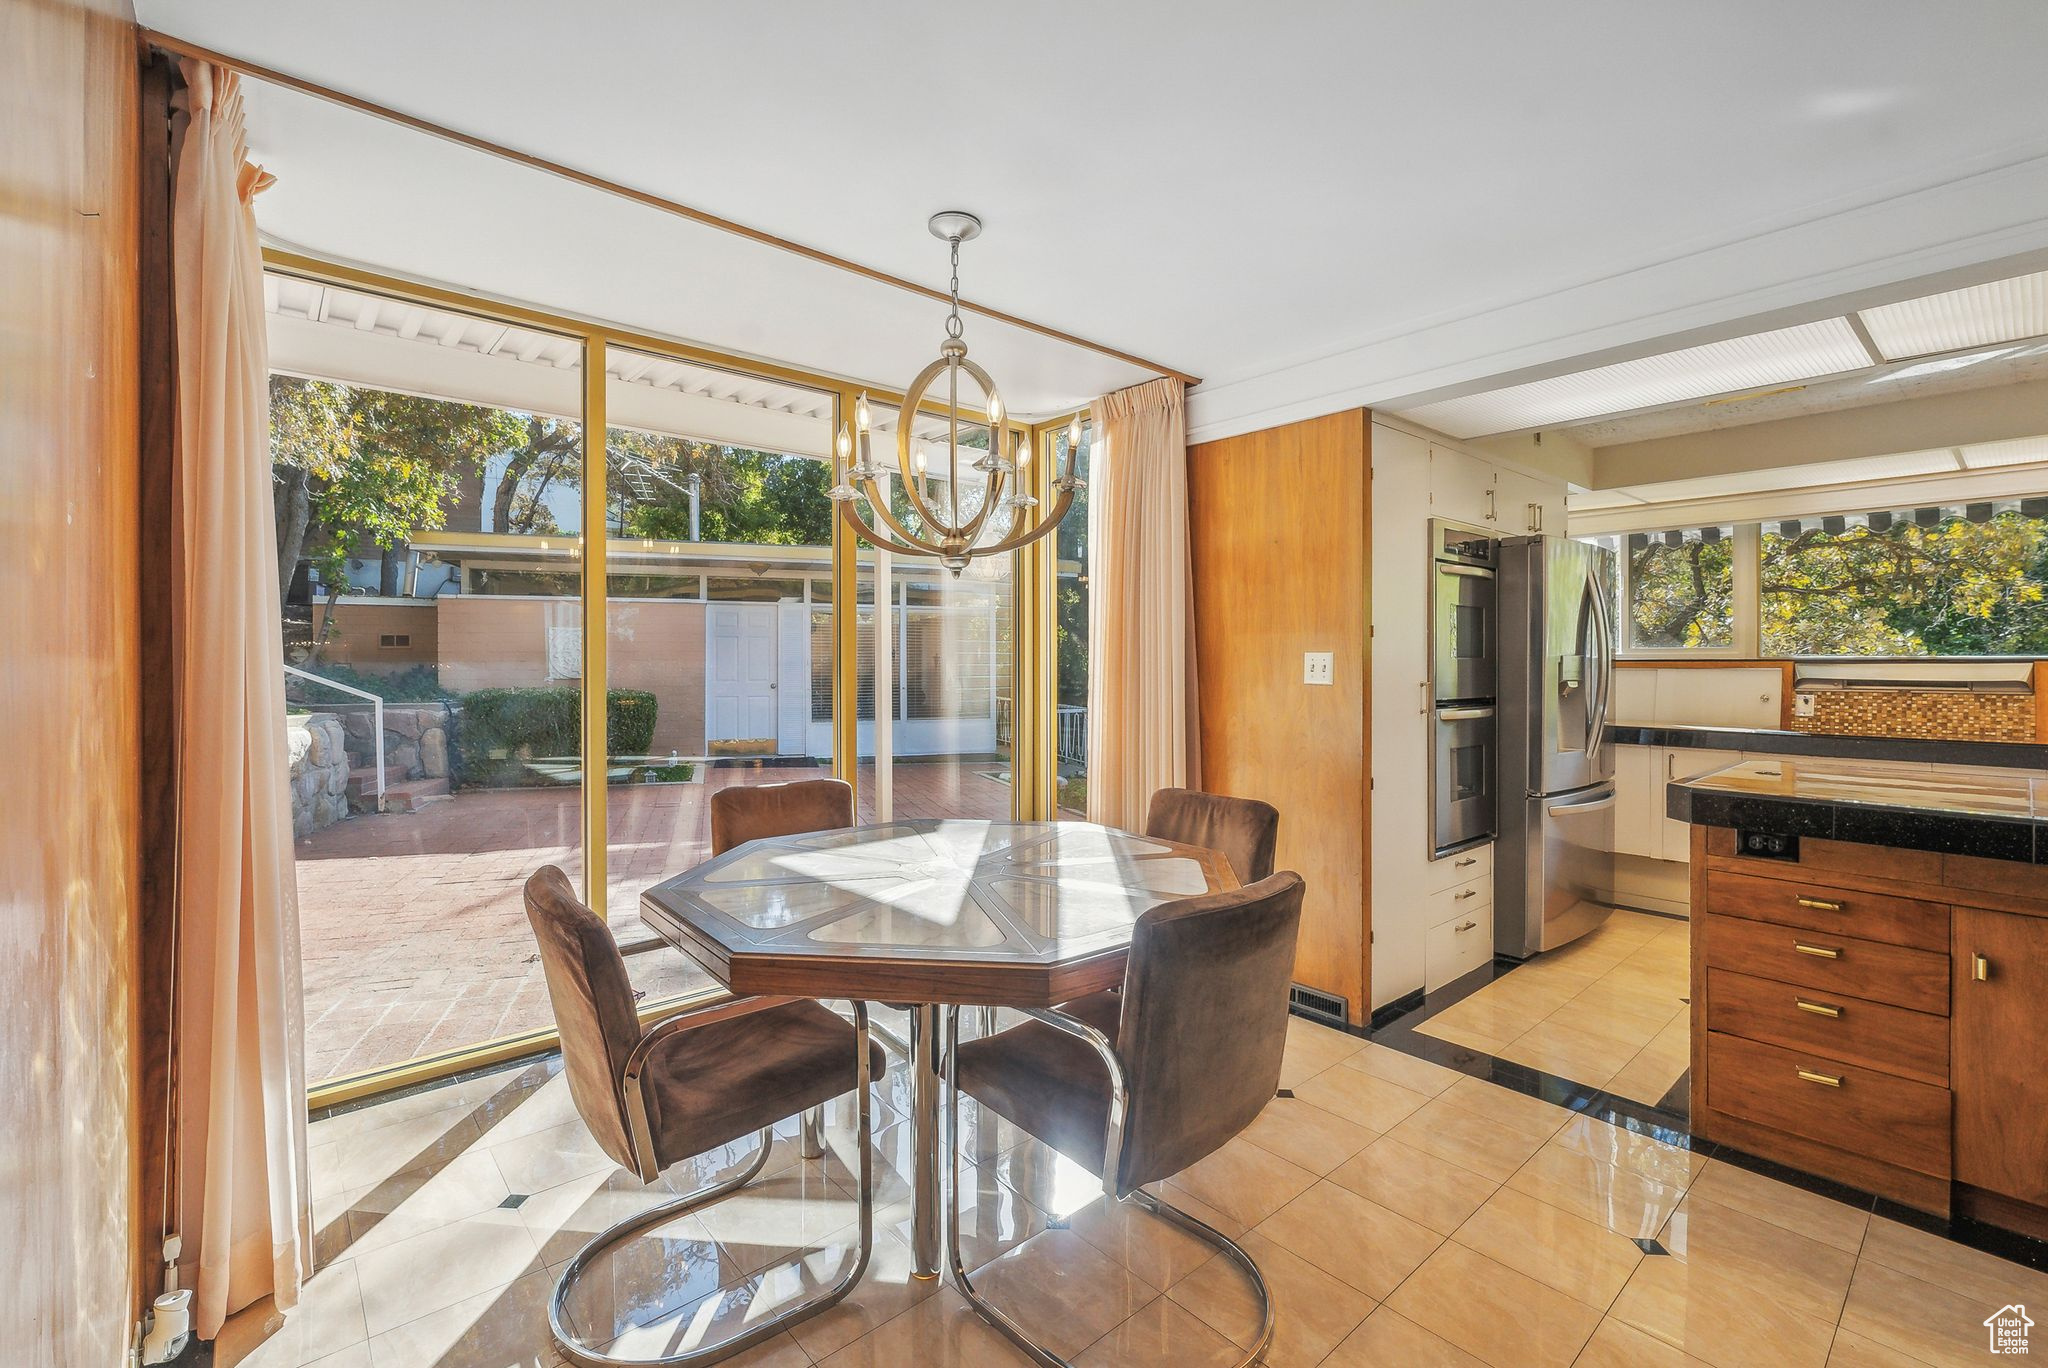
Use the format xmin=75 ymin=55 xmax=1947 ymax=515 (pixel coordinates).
xmin=1085 ymin=377 xmax=1199 ymax=829
xmin=169 ymin=58 xmax=309 ymax=1339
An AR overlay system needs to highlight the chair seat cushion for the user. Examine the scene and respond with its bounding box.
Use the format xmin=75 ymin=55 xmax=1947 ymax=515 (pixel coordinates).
xmin=643 ymin=1000 xmax=885 ymax=1168
xmin=955 ymin=992 xmax=1123 ymax=1176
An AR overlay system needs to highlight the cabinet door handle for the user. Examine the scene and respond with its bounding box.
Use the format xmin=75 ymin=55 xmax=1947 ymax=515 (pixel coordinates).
xmin=1796 ymin=896 xmax=1844 ymax=912
xmin=1796 ymin=1068 xmax=1843 ymax=1088
xmin=1455 ymin=888 xmax=1479 ymax=900
xmin=1795 ymin=998 xmax=1842 ymax=1018
xmin=1419 ymin=680 xmax=1430 ymax=715
xmin=1793 ymin=942 xmax=1841 ymax=960
xmin=1486 ymin=487 xmax=1497 ymax=521
xmin=1454 ymin=856 xmax=1478 ymax=869
xmin=1973 ymin=953 xmax=1990 ymax=982
xmin=1455 ymin=920 xmax=1478 ymax=932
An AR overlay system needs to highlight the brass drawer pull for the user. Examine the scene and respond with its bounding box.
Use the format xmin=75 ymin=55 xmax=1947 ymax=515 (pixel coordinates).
xmin=1973 ymin=953 xmax=1990 ymax=982
xmin=1455 ymin=888 xmax=1479 ymax=900
xmin=1796 ymin=1068 xmax=1843 ymax=1088
xmin=1455 ymin=857 xmax=1477 ymax=869
xmin=1793 ymin=942 xmax=1841 ymax=959
xmin=1795 ymin=896 xmax=1844 ymax=912
xmin=1795 ymin=998 xmax=1842 ymax=1018
xmin=1455 ymin=920 xmax=1478 ymax=932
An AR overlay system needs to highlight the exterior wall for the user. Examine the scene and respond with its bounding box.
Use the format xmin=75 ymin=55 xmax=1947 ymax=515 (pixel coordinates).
xmin=2 ymin=0 xmax=145 ymax=1357
xmin=436 ymin=596 xmax=709 ymax=756
xmin=312 ymin=597 xmax=439 ymax=669
xmin=606 ymin=600 xmax=707 ymax=756
xmin=435 ymin=596 xmax=554 ymax=692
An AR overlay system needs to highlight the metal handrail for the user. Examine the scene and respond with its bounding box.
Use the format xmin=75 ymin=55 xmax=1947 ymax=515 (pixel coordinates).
xmin=283 ymin=664 xmax=384 ymax=810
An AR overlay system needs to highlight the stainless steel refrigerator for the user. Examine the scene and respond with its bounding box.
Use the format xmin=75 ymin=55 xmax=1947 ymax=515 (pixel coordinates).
xmin=1496 ymin=535 xmax=1618 ymax=959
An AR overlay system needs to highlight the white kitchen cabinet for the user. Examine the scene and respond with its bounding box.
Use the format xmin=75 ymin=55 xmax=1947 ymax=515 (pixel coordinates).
xmin=1658 ymin=746 xmax=1744 ymax=857
xmin=1613 ymin=745 xmax=1662 ymax=859
xmin=1429 ymin=444 xmax=1500 ymax=528
xmin=1424 ymin=905 xmax=1494 ymax=991
xmin=1650 ymin=668 xmax=1782 ymax=728
xmin=1495 ymin=467 xmax=1565 ymax=536
xmin=1370 ymin=421 xmax=1438 ymax=1009
xmin=1616 ymin=743 xmax=1744 ymax=861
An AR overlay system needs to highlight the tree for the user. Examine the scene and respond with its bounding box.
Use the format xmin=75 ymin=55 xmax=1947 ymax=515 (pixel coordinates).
xmin=1760 ymin=514 xmax=2048 ymax=656
xmin=270 ymin=376 xmax=522 ymax=597
xmin=612 ymin=430 xmax=832 ymax=545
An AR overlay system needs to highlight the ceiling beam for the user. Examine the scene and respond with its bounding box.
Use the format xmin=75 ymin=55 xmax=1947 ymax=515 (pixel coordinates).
xmin=139 ymin=27 xmax=1200 ymax=389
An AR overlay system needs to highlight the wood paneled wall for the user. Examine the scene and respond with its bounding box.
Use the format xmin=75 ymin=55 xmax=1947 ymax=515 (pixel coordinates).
xmin=1 ymin=0 xmax=145 ymax=1361
xmin=1189 ymin=411 xmax=1371 ymax=1016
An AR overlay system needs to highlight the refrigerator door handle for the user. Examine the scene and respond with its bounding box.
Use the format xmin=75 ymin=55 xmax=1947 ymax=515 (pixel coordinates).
xmin=1543 ymin=789 xmax=1617 ymax=816
xmin=1585 ymin=575 xmax=1613 ymax=761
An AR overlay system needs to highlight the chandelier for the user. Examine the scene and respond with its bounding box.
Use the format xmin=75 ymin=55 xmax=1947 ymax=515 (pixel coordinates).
xmin=830 ymin=211 xmax=1083 ymax=575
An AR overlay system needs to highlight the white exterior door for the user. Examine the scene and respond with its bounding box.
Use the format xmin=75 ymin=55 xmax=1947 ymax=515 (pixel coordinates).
xmin=707 ymin=603 xmax=779 ymax=746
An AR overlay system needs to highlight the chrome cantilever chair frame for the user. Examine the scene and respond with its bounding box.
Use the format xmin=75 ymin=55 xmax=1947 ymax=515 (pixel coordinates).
xmin=941 ymin=1004 xmax=1274 ymax=1368
xmin=547 ymin=999 xmax=876 ymax=1368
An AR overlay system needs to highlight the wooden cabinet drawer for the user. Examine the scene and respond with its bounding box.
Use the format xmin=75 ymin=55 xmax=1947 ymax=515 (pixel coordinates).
xmin=1706 ymin=968 xmax=1948 ymax=1087
xmin=1425 ymin=905 xmax=1492 ymax=992
xmin=1703 ymin=869 xmax=1947 ymax=951
xmin=1706 ymin=1030 xmax=1951 ymax=1179
xmin=1427 ymin=873 xmax=1491 ymax=928
xmin=1701 ymin=912 xmax=1949 ymax=1015
xmin=1427 ymin=844 xmax=1491 ymax=894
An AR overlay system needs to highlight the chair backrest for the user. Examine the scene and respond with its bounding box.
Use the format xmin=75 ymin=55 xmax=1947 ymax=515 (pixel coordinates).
xmin=1144 ymin=787 xmax=1280 ymax=885
xmin=710 ymin=777 xmax=856 ymax=857
xmin=1112 ymin=871 xmax=1305 ymax=1190
xmin=523 ymin=865 xmax=642 ymax=1171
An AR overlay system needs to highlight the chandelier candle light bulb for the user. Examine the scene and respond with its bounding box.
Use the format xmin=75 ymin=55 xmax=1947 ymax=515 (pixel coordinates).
xmin=830 ymin=212 xmax=1083 ymax=575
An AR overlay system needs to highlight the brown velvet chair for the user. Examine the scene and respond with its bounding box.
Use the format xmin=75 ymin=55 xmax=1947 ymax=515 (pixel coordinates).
xmin=524 ymin=865 xmax=884 ymax=1367
xmin=1145 ymin=786 xmax=1280 ymax=885
xmin=947 ymin=871 xmax=1307 ymax=1367
xmin=710 ymin=777 xmax=855 ymax=856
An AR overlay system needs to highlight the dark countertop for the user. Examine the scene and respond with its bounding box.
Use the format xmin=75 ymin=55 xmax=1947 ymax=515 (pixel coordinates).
xmin=1614 ymin=722 xmax=2048 ymax=771
xmin=1667 ymin=757 xmax=2046 ymax=865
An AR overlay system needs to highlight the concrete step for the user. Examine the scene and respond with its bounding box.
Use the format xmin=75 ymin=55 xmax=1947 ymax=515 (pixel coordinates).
xmin=346 ymin=763 xmax=408 ymax=800
xmin=381 ymin=778 xmax=451 ymax=813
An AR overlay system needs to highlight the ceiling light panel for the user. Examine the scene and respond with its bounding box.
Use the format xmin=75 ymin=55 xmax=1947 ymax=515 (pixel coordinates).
xmin=1857 ymin=270 xmax=2048 ymax=360
xmin=1394 ymin=319 xmax=1871 ymax=439
xmin=1958 ymin=433 xmax=2048 ymax=469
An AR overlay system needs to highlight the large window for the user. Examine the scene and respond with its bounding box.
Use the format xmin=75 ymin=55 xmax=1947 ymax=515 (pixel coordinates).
xmin=1622 ymin=524 xmax=1736 ymax=650
xmin=269 ymin=262 xmax=1081 ymax=1096
xmin=1762 ymin=504 xmax=2048 ymax=656
xmin=1586 ymin=497 xmax=2048 ymax=658
xmin=1053 ymin=419 xmax=1094 ymax=816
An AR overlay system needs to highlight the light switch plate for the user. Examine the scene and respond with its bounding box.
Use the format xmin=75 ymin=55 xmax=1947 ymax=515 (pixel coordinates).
xmin=1793 ymin=692 xmax=1816 ymax=718
xmin=1304 ymin=652 xmax=1334 ymax=686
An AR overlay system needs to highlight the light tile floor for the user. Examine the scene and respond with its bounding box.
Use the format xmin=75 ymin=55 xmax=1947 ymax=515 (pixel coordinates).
xmin=222 ymin=1015 xmax=2047 ymax=1368
xmin=1417 ymin=909 xmax=1693 ymax=1106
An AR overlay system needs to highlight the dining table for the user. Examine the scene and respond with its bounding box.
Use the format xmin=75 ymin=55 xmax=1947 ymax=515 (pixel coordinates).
xmin=638 ymin=817 xmax=1240 ymax=1279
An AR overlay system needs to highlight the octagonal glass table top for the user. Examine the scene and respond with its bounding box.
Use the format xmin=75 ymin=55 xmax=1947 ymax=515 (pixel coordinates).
xmin=640 ymin=820 xmax=1238 ymax=1000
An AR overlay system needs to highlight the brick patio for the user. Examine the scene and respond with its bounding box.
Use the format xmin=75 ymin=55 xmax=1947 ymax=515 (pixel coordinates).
xmin=295 ymin=760 xmax=1014 ymax=1084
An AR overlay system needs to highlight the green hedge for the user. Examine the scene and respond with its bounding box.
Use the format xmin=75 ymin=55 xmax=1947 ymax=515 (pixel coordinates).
xmin=456 ymin=687 xmax=658 ymax=785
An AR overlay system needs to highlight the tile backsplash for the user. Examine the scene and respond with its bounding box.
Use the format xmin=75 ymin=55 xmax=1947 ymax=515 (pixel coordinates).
xmin=1788 ymin=688 xmax=2038 ymax=743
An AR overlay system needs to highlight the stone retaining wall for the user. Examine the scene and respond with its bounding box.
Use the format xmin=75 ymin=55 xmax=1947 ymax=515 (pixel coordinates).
xmin=288 ymin=713 xmax=351 ymax=837
xmin=337 ymin=701 xmax=455 ymax=785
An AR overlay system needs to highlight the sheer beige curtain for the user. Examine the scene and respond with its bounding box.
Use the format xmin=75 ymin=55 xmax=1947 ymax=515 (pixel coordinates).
xmin=1085 ymin=377 xmax=1199 ymax=829
xmin=170 ymin=58 xmax=309 ymax=1339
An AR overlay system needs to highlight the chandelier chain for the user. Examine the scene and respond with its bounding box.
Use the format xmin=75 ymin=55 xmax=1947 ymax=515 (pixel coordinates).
xmin=945 ymin=237 xmax=964 ymax=340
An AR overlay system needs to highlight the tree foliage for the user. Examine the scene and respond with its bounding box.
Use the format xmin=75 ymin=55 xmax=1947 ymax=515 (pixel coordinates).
xmin=1622 ymin=512 xmax=2048 ymax=655
xmin=1760 ymin=515 xmax=2048 ymax=656
xmin=270 ymin=376 xmax=522 ymax=597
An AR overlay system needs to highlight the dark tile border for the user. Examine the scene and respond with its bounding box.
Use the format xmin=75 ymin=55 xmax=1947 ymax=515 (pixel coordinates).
xmin=1313 ymin=958 xmax=2048 ymax=1279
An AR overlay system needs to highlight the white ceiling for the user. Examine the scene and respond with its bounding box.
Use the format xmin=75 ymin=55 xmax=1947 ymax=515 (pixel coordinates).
xmin=138 ymin=1 xmax=2048 ymax=435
